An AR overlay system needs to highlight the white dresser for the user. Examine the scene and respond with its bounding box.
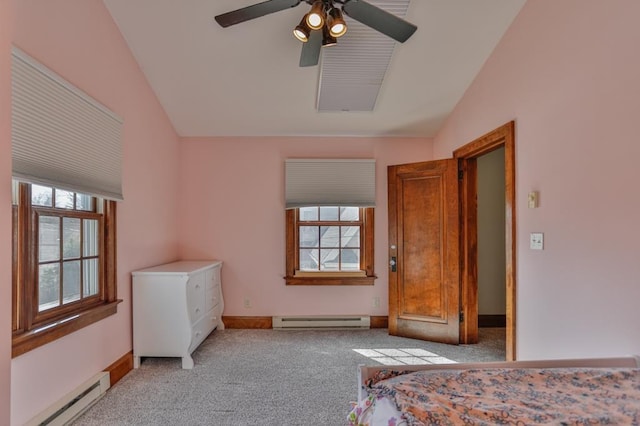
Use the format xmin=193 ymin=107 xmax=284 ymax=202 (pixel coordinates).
xmin=132 ymin=260 xmax=224 ymax=369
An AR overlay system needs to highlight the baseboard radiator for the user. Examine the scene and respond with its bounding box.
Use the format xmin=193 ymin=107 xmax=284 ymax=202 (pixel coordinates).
xmin=273 ymin=315 xmax=370 ymax=330
xmin=26 ymin=372 xmax=110 ymax=426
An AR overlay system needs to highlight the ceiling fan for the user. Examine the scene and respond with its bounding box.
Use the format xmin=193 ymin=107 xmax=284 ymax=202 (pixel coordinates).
xmin=214 ymin=0 xmax=417 ymax=67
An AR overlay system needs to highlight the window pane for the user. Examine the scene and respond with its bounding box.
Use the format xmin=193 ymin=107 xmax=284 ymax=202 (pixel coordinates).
xmin=299 ymin=249 xmax=319 ymax=271
xmin=62 ymin=217 xmax=81 ymax=259
xmin=32 ymin=184 xmax=53 ymax=207
xmin=83 ymin=219 xmax=99 ymax=256
xmin=340 ymin=207 xmax=359 ymax=221
xmin=320 ymin=248 xmax=340 ymax=271
xmin=299 ymin=226 xmax=319 ymax=248
xmin=55 ymin=189 xmax=74 ymax=209
xmin=319 ymin=207 xmax=339 ymax=221
xmin=39 ymin=264 xmax=60 ymax=311
xmin=39 ymin=216 xmax=60 ymax=262
xmin=299 ymin=207 xmax=318 ymax=221
xmin=83 ymin=258 xmax=99 ymax=297
xmin=63 ymin=260 xmax=81 ymax=304
xmin=76 ymin=193 xmax=93 ymax=211
xmin=320 ymin=226 xmax=339 ymax=248
xmin=341 ymin=226 xmax=360 ymax=247
xmin=341 ymin=249 xmax=360 ymax=271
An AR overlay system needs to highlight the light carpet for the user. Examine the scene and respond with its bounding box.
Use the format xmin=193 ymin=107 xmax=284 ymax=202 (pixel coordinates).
xmin=73 ymin=328 xmax=505 ymax=425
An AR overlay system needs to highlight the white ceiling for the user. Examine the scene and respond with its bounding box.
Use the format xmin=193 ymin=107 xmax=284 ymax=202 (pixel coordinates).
xmin=103 ymin=0 xmax=526 ymax=138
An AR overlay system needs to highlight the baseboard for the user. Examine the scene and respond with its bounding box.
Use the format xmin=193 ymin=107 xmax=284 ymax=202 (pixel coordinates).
xmin=222 ymin=316 xmax=388 ymax=329
xmin=478 ymin=314 xmax=506 ymax=328
xmin=370 ymin=316 xmax=388 ymax=328
xmin=105 ymin=351 xmax=133 ymax=387
xmin=223 ymin=316 xmax=273 ymax=329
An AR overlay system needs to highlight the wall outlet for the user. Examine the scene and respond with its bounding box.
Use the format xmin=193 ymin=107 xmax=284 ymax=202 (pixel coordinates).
xmin=372 ymin=296 xmax=380 ymax=308
xmin=243 ymin=298 xmax=251 ymax=309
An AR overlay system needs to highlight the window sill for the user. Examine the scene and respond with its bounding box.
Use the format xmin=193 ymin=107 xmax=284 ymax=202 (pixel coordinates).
xmin=294 ymin=270 xmax=367 ymax=277
xmin=285 ymin=275 xmax=376 ymax=286
xmin=12 ymin=300 xmax=122 ymax=358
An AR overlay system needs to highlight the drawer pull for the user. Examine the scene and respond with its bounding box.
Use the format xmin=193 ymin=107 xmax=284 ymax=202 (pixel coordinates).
xmin=195 ymin=308 xmax=200 ymax=313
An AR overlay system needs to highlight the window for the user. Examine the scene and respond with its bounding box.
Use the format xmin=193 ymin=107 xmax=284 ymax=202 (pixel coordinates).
xmin=285 ymin=206 xmax=375 ymax=285
xmin=12 ymin=182 xmax=119 ymax=357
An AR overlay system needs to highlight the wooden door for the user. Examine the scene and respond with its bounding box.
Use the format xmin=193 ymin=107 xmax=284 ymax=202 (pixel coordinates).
xmin=388 ymin=159 xmax=460 ymax=344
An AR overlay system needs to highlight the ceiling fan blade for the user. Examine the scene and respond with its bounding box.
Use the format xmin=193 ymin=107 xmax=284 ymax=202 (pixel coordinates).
xmin=299 ymin=30 xmax=322 ymax=67
xmin=215 ymin=0 xmax=302 ymax=28
xmin=342 ymin=0 xmax=417 ymax=43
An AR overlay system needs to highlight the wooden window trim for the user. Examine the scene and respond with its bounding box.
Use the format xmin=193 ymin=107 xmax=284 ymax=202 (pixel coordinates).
xmin=285 ymin=207 xmax=375 ymax=285
xmin=12 ymin=183 xmax=120 ymax=358
xmin=12 ymin=204 xmax=19 ymax=333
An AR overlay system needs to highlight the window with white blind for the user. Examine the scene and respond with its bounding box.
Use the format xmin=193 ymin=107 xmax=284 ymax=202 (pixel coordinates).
xmin=284 ymin=159 xmax=376 ymax=285
xmin=10 ymin=48 xmax=121 ymax=357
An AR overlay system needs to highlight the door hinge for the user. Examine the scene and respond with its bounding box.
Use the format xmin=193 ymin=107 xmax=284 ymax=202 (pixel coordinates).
xmin=459 ymin=311 xmax=464 ymax=323
xmin=458 ymin=169 xmax=463 ymax=180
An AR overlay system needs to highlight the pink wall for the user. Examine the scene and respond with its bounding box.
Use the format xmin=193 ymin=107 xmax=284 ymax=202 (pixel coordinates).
xmin=179 ymin=137 xmax=432 ymax=317
xmin=9 ymin=1 xmax=181 ymax=424
xmin=1 ymin=0 xmax=14 ymax=423
xmin=434 ymin=0 xmax=640 ymax=359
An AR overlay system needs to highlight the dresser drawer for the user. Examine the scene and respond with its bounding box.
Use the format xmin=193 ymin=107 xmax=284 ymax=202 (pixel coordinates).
xmin=189 ymin=311 xmax=217 ymax=352
xmin=187 ymin=273 xmax=206 ymax=322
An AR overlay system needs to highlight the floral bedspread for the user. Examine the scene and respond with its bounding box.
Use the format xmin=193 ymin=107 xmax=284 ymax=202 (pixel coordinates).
xmin=348 ymin=367 xmax=640 ymax=425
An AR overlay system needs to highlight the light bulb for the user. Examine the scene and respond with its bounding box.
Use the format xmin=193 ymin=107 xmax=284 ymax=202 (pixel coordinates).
xmin=330 ymin=23 xmax=346 ymax=37
xmin=294 ymin=28 xmax=308 ymax=42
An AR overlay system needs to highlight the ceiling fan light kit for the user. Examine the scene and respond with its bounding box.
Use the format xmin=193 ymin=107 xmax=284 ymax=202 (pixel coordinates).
xmin=214 ymin=0 xmax=417 ymax=67
xmin=299 ymin=1 xmax=344 ymax=51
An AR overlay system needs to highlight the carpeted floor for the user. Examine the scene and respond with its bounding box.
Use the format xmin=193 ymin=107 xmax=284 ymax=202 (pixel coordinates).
xmin=73 ymin=328 xmax=505 ymax=425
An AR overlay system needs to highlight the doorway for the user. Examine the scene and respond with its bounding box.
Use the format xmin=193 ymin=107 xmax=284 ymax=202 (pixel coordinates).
xmin=454 ymin=121 xmax=516 ymax=360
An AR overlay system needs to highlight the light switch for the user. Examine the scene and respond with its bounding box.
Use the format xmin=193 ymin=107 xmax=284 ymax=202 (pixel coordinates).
xmin=528 ymin=191 xmax=539 ymax=208
xmin=530 ymin=232 xmax=544 ymax=250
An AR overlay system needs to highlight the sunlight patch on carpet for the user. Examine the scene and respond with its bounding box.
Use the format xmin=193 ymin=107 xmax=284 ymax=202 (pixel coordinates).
xmin=353 ymin=348 xmax=456 ymax=365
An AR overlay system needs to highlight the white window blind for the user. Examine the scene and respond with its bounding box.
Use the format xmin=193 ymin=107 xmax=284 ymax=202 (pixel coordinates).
xmin=11 ymin=47 xmax=124 ymax=201
xmin=285 ymin=159 xmax=376 ymax=208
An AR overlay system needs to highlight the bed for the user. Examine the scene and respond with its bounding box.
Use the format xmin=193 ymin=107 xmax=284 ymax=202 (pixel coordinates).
xmin=348 ymin=356 xmax=640 ymax=425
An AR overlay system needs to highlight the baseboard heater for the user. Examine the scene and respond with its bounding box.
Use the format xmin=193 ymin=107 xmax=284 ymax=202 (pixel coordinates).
xmin=273 ymin=315 xmax=370 ymax=329
xmin=26 ymin=372 xmax=110 ymax=426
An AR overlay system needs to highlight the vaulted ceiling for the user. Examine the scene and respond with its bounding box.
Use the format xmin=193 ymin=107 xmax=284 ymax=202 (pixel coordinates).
xmin=103 ymin=0 xmax=526 ymax=137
